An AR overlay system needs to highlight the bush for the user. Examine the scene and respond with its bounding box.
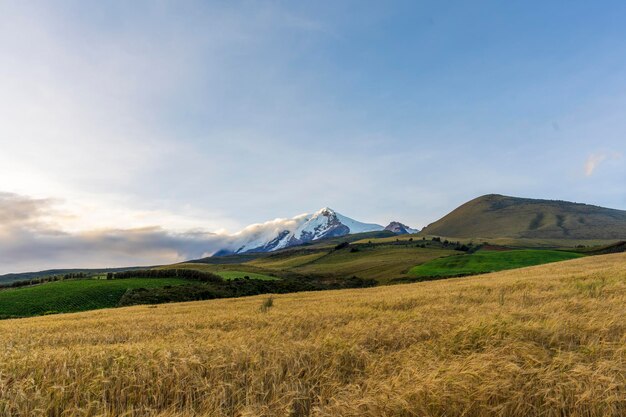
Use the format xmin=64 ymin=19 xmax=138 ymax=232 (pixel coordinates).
xmin=260 ymin=296 xmax=274 ymax=313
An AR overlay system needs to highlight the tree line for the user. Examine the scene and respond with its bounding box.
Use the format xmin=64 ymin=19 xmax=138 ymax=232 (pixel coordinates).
xmin=1 ymin=273 xmax=89 ymax=289
xmin=117 ymin=274 xmax=377 ymax=307
xmin=108 ymin=269 xmax=223 ymax=283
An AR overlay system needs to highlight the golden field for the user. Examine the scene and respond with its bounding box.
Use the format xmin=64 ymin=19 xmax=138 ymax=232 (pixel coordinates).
xmin=1 ymin=253 xmax=625 ymax=417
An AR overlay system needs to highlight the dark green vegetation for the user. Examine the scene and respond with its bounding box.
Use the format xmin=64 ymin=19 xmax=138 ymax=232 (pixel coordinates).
xmin=0 ymin=278 xmax=189 ymax=319
xmin=214 ymin=270 xmax=279 ymax=281
xmin=0 ymin=267 xmax=375 ymax=319
xmin=580 ymin=240 xmax=626 ymax=255
xmin=118 ymin=275 xmax=375 ymax=307
xmin=420 ymin=194 xmax=626 ymax=240
xmin=408 ymin=249 xmax=583 ymax=279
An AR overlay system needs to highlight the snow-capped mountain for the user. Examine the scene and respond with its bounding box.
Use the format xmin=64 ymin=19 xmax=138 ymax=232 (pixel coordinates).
xmin=212 ymin=207 xmax=420 ymax=256
xmin=384 ymin=221 xmax=419 ymax=235
xmin=230 ymin=207 xmax=385 ymax=254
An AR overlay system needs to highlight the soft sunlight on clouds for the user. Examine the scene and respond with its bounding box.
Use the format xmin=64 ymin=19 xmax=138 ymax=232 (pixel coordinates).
xmin=1 ymin=1 xmax=626 ymax=272
xmin=0 ymin=192 xmax=228 ymax=273
xmin=584 ymin=152 xmax=622 ymax=176
xmin=0 ymin=192 xmax=337 ymax=274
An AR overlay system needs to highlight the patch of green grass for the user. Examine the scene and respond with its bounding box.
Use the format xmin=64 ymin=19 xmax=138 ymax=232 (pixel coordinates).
xmin=409 ymin=249 xmax=583 ymax=278
xmin=293 ymin=247 xmax=457 ymax=282
xmin=0 ymin=278 xmax=189 ymax=318
xmin=215 ymin=271 xmax=279 ymax=281
xmin=248 ymin=252 xmax=328 ymax=269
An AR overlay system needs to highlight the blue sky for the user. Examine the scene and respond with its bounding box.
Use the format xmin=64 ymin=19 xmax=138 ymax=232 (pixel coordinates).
xmin=0 ymin=1 xmax=625 ymax=272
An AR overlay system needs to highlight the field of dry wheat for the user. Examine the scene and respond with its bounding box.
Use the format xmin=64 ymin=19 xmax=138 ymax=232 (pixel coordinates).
xmin=0 ymin=253 xmax=625 ymax=417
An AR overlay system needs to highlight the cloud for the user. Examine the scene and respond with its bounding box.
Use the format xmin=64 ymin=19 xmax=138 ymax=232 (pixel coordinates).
xmin=0 ymin=192 xmax=232 ymax=274
xmin=0 ymin=192 xmax=320 ymax=274
xmin=584 ymin=152 xmax=622 ymax=176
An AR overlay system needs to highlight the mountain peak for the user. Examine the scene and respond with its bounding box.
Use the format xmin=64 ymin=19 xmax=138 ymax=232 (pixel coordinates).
xmin=230 ymin=208 xmax=384 ymax=254
xmin=384 ymin=221 xmax=419 ymax=235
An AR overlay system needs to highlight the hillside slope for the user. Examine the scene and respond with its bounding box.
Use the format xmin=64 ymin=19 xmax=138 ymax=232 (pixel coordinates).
xmin=1 ymin=253 xmax=624 ymax=416
xmin=421 ymin=194 xmax=626 ymax=239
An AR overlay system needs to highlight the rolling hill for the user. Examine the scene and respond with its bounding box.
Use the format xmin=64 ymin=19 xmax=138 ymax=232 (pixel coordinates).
xmin=420 ymin=194 xmax=626 ymax=240
xmin=0 ymin=277 xmax=190 ymax=319
xmin=4 ymin=230 xmax=601 ymax=318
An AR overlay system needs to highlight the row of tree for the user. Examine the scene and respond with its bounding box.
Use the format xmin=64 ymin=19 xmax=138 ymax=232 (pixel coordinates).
xmin=118 ymin=274 xmax=377 ymax=307
xmin=1 ymin=273 xmax=89 ymax=289
xmin=108 ymin=269 xmax=223 ymax=283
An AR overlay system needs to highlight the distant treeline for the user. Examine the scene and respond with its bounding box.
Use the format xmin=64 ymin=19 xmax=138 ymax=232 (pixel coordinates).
xmin=118 ymin=274 xmax=377 ymax=307
xmin=430 ymin=237 xmax=473 ymax=252
xmin=0 ymin=273 xmax=89 ymax=289
xmin=2 ymin=266 xmax=377 ymax=308
xmin=108 ymin=269 xmax=223 ymax=283
xmin=356 ymin=236 xmax=475 ymax=252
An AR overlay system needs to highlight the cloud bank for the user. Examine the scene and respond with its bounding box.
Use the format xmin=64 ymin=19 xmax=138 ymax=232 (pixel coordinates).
xmin=0 ymin=192 xmax=229 ymax=274
xmin=0 ymin=192 xmax=320 ymax=274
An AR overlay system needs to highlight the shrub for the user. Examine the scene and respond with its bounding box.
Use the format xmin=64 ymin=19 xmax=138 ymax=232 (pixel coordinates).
xmin=260 ymin=296 xmax=274 ymax=313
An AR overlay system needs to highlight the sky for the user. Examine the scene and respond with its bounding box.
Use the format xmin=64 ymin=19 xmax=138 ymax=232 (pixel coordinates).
xmin=1 ymin=1 xmax=625 ymax=273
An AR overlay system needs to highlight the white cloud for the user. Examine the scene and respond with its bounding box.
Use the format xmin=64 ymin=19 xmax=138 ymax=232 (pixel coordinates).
xmin=0 ymin=192 xmax=317 ymax=274
xmin=0 ymin=192 xmax=232 ymax=274
xmin=584 ymin=152 xmax=622 ymax=176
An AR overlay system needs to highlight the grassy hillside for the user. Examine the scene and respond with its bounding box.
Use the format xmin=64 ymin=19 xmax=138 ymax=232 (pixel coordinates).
xmin=409 ymin=249 xmax=583 ymax=278
xmin=0 ymin=239 xmax=604 ymax=319
xmin=186 ymin=241 xmax=462 ymax=282
xmin=283 ymin=246 xmax=456 ymax=283
xmin=0 ymin=253 xmax=624 ymax=416
xmin=0 ymin=278 xmax=189 ymax=318
xmin=420 ymin=194 xmax=626 ymax=240
xmin=248 ymin=251 xmax=328 ymax=269
xmin=155 ymin=263 xmax=281 ymax=281
xmin=214 ymin=270 xmax=279 ymax=281
xmin=169 ymin=239 xmax=597 ymax=284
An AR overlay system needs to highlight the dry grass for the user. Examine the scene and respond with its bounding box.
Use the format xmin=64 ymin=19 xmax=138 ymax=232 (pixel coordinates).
xmin=0 ymin=254 xmax=625 ymax=417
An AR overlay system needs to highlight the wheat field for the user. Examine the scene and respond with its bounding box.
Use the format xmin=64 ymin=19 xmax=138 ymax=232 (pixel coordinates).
xmin=1 ymin=253 xmax=625 ymax=417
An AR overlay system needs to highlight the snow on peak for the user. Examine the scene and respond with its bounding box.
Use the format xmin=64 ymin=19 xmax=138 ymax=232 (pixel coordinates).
xmin=315 ymin=207 xmax=335 ymax=215
xmin=225 ymin=207 xmax=384 ymax=254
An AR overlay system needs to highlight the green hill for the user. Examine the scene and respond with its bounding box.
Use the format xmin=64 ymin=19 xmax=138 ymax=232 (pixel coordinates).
xmin=409 ymin=249 xmax=583 ymax=278
xmin=0 ymin=278 xmax=190 ymax=318
xmin=420 ymin=194 xmax=626 ymax=240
